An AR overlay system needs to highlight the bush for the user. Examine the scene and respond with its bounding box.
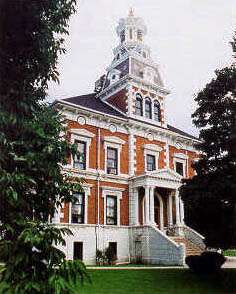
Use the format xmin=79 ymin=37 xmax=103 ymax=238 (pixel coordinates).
xmin=96 ymin=249 xmax=105 ymax=265
xmin=186 ymin=251 xmax=226 ymax=274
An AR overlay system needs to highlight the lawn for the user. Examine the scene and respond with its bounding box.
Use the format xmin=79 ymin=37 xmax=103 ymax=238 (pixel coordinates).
xmin=77 ymin=269 xmax=236 ymax=294
xmin=224 ymin=249 xmax=236 ymax=257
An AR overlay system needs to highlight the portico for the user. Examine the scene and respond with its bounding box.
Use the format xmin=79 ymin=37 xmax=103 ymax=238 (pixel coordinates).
xmin=129 ymin=169 xmax=185 ymax=231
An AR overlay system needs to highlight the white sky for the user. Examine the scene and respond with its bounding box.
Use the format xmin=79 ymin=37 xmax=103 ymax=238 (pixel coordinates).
xmin=48 ymin=0 xmax=236 ymax=136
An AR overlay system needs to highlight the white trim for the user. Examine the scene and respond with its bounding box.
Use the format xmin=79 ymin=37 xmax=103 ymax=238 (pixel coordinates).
xmin=143 ymin=143 xmax=162 ymax=173
xmin=102 ymin=188 xmax=123 ymax=226
xmin=70 ymin=128 xmax=95 ymax=138
xmin=143 ymin=143 xmax=163 ymax=153
xmin=174 ymin=153 xmax=188 ymax=160
xmin=104 ymin=136 xmax=125 ymax=176
xmin=103 ymin=136 xmax=125 ymax=145
xmin=70 ymin=130 xmax=94 ymax=170
xmin=173 ymin=157 xmax=186 ymax=178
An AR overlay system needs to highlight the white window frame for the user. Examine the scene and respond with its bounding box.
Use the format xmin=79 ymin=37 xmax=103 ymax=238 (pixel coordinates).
xmin=70 ymin=129 xmax=95 ymax=170
xmin=104 ymin=136 xmax=125 ymax=176
xmin=101 ymin=187 xmax=124 ymax=226
xmin=173 ymin=153 xmax=188 ymax=177
xmin=69 ymin=185 xmax=92 ymax=225
xmin=143 ymin=144 xmax=162 ymax=173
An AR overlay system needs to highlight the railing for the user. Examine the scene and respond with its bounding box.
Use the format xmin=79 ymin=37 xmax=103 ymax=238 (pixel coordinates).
xmin=165 ymin=224 xmax=205 ymax=250
xmin=182 ymin=225 xmax=205 ymax=250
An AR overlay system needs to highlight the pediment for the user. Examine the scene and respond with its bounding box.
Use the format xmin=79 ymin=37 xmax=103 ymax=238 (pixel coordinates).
xmin=143 ymin=144 xmax=163 ymax=152
xmin=70 ymin=128 xmax=95 ymax=138
xmin=103 ymin=136 xmax=125 ymax=145
xmin=148 ymin=168 xmax=182 ymax=182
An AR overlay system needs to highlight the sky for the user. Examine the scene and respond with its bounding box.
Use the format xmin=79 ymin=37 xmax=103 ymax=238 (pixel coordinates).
xmin=48 ymin=0 xmax=236 ymax=136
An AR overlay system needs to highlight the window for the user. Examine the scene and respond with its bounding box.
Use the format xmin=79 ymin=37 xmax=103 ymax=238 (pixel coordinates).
xmin=147 ymin=154 xmax=156 ymax=171
xmin=139 ymin=70 xmax=144 ymax=78
xmin=106 ymin=196 xmax=117 ymax=225
xmin=145 ymin=98 xmax=152 ymax=119
xmin=129 ymin=28 xmax=133 ymax=40
xmin=154 ymin=101 xmax=161 ymax=122
xmin=71 ymin=193 xmax=85 ymax=224
xmin=175 ymin=161 xmax=184 ymax=176
xmin=107 ymin=147 xmax=118 ymax=175
xmin=73 ymin=242 xmax=83 ymax=260
xmin=74 ymin=140 xmax=86 ymax=170
xmin=121 ymin=30 xmax=125 ymax=43
xmin=135 ymin=94 xmax=143 ymax=116
xmin=137 ymin=30 xmax=143 ymax=41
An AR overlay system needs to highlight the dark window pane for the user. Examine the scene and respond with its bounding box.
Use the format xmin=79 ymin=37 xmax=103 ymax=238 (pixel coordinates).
xmin=106 ymin=196 xmax=117 ymax=225
xmin=74 ymin=140 xmax=86 ymax=170
xmin=135 ymin=94 xmax=143 ymax=116
xmin=147 ymin=154 xmax=156 ymax=171
xmin=121 ymin=30 xmax=125 ymax=43
xmin=154 ymin=101 xmax=161 ymax=122
xmin=71 ymin=193 xmax=85 ymax=224
xmin=107 ymin=147 xmax=118 ymax=175
xmin=176 ymin=162 xmax=184 ymax=176
xmin=145 ymin=98 xmax=152 ymax=119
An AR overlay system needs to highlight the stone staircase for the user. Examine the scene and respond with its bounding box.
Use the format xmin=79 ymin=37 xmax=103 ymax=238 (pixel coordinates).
xmin=171 ymin=236 xmax=203 ymax=256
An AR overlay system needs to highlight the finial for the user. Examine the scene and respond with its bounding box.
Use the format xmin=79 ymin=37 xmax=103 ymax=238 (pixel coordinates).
xmin=128 ymin=7 xmax=134 ymax=17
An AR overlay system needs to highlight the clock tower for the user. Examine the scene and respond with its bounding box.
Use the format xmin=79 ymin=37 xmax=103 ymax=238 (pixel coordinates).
xmin=96 ymin=9 xmax=170 ymax=127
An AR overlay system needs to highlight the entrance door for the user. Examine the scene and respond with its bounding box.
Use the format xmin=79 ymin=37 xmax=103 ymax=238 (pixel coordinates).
xmin=135 ymin=241 xmax=142 ymax=264
xmin=108 ymin=242 xmax=117 ymax=260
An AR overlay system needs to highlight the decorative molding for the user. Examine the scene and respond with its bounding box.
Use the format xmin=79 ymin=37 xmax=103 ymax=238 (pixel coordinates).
xmin=103 ymin=136 xmax=125 ymax=145
xmin=174 ymin=153 xmax=188 ymax=160
xmin=70 ymin=128 xmax=95 ymax=138
xmin=143 ymin=143 xmax=163 ymax=153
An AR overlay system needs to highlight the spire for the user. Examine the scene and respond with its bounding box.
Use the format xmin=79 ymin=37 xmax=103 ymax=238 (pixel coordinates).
xmin=128 ymin=7 xmax=134 ymax=17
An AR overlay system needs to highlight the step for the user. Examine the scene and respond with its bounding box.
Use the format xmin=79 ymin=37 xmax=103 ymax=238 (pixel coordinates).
xmin=171 ymin=237 xmax=203 ymax=256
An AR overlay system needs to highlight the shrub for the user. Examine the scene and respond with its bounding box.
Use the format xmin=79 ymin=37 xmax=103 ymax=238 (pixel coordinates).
xmin=96 ymin=249 xmax=105 ymax=265
xmin=186 ymin=251 xmax=226 ymax=274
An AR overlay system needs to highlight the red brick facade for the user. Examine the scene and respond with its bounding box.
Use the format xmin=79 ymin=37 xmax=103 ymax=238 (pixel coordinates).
xmin=60 ymin=118 xmax=198 ymax=226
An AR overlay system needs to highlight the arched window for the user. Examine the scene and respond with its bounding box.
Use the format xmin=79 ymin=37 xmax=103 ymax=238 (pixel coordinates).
xmin=145 ymin=98 xmax=152 ymax=119
xmin=120 ymin=30 xmax=125 ymax=43
xmin=154 ymin=100 xmax=161 ymax=122
xmin=135 ymin=94 xmax=143 ymax=116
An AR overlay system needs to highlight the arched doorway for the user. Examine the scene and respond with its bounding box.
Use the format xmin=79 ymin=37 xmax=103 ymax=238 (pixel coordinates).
xmin=154 ymin=196 xmax=160 ymax=226
xmin=154 ymin=191 xmax=164 ymax=230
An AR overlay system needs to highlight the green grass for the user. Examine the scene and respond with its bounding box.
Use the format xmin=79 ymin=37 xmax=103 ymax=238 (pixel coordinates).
xmin=224 ymin=249 xmax=236 ymax=257
xmin=77 ymin=269 xmax=236 ymax=294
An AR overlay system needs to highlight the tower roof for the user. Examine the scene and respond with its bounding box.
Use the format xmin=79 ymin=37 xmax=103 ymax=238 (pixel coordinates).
xmin=116 ymin=10 xmax=147 ymax=37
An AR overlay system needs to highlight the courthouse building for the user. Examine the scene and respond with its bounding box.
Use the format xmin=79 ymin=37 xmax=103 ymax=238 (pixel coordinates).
xmin=54 ymin=10 xmax=205 ymax=265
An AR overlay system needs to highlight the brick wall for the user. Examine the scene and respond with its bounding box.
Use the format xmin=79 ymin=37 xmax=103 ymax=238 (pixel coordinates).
xmin=135 ymin=136 xmax=166 ymax=175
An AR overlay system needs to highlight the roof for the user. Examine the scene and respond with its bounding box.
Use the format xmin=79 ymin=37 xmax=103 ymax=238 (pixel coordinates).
xmin=60 ymin=93 xmax=126 ymax=118
xmin=57 ymin=93 xmax=199 ymax=141
xmin=167 ymin=125 xmax=199 ymax=140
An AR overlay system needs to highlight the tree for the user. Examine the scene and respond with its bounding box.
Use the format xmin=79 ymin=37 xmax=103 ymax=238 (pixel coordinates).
xmin=180 ymin=34 xmax=236 ymax=249
xmin=0 ymin=1 xmax=88 ymax=293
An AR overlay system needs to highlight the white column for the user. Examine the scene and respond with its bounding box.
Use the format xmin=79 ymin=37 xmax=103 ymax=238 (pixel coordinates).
xmin=149 ymin=187 xmax=155 ymax=225
xmin=180 ymin=199 xmax=185 ymax=224
xmin=175 ymin=190 xmax=181 ymax=226
xmin=167 ymin=193 xmax=173 ymax=226
xmin=157 ymin=194 xmax=164 ymax=231
xmin=134 ymin=187 xmax=139 ymax=225
xmin=144 ymin=186 xmax=150 ymax=225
